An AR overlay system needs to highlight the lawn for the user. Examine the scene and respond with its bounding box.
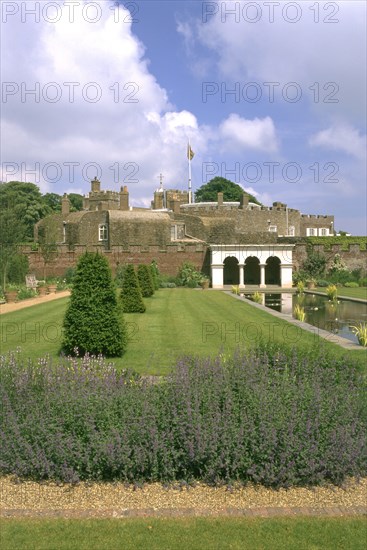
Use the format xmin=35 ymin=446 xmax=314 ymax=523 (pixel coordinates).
xmin=313 ymin=287 xmax=367 ymax=300
xmin=1 ymin=517 xmax=366 ymax=550
xmin=1 ymin=289 xmax=366 ymax=375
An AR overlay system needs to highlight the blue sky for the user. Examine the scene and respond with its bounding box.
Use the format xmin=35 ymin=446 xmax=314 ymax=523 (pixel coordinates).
xmin=1 ymin=0 xmax=366 ymax=233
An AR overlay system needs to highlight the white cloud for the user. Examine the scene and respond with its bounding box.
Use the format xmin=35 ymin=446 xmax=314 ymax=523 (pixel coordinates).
xmin=309 ymin=124 xmax=366 ymax=160
xmin=219 ymin=114 xmax=278 ymax=152
xmin=0 ymin=1 xmax=208 ymax=198
xmin=196 ymin=1 xmax=366 ymax=122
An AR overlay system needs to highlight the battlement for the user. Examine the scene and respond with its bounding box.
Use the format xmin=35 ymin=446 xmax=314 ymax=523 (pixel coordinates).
xmin=301 ymin=214 xmax=332 ymax=219
xmin=89 ymin=190 xmax=120 ymax=199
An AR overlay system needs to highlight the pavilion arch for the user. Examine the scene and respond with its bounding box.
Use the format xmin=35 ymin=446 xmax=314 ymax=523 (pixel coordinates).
xmin=244 ymin=256 xmax=260 ymax=285
xmin=210 ymin=244 xmax=294 ymax=289
xmin=223 ymin=256 xmax=239 ymax=285
xmin=265 ymin=256 xmax=281 ymax=285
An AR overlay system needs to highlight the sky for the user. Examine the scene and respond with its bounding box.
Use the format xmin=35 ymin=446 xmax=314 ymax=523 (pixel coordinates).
xmin=1 ymin=0 xmax=366 ymax=234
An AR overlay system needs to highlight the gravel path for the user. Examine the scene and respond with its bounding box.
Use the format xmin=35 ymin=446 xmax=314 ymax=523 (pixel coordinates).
xmin=0 ymin=291 xmax=71 ymax=315
xmin=1 ymin=477 xmax=366 ymax=518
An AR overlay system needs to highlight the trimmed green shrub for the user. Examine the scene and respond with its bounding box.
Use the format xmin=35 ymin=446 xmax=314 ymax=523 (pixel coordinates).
xmin=359 ymin=278 xmax=367 ymax=287
xmin=344 ymin=282 xmax=359 ymax=288
xmin=137 ymin=264 xmax=154 ymax=297
xmin=120 ymin=264 xmax=146 ymax=313
xmin=316 ymin=280 xmax=330 ymax=287
xmin=62 ymin=252 xmax=127 ymax=357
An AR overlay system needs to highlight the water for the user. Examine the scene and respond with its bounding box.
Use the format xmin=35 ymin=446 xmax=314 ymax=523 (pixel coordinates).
xmin=244 ymin=292 xmax=367 ymax=344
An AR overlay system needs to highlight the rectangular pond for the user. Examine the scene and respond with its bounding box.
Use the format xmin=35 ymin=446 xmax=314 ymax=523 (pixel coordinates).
xmin=243 ymin=292 xmax=367 ymax=345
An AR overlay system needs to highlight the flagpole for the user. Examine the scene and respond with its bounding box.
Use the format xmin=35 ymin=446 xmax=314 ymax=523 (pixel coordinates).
xmin=188 ymin=140 xmax=192 ymax=204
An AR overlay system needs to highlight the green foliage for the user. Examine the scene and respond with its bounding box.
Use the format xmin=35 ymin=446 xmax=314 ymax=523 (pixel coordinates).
xmin=17 ymin=287 xmax=37 ymax=300
xmin=306 ymin=236 xmax=367 ymax=251
xmin=359 ymin=278 xmax=367 ymax=287
xmin=150 ymin=260 xmax=160 ymax=290
xmin=114 ymin=264 xmax=127 ymax=288
xmin=296 ymin=281 xmax=305 ymax=294
xmin=120 ymin=264 xmax=146 ymax=313
xmin=63 ymin=267 xmax=76 ymax=284
xmin=231 ymin=285 xmax=240 ymax=295
xmin=0 ymin=209 xmax=28 ymax=289
xmin=251 ymin=292 xmax=263 ymax=303
xmin=326 ymin=285 xmax=338 ymax=301
xmin=195 ymin=177 xmax=260 ymax=204
xmin=302 ymin=248 xmax=327 ymax=278
xmin=316 ymin=279 xmax=330 ymax=287
xmin=351 ymin=323 xmax=367 ymax=347
xmin=177 ymin=261 xmax=206 ymax=287
xmin=344 ymin=282 xmax=359 ymax=288
xmin=62 ymin=252 xmax=127 ymax=357
xmin=137 ymin=264 xmax=154 ymax=297
xmin=294 ymin=304 xmax=306 ymax=322
xmin=43 ymin=192 xmax=62 ymax=212
xmin=6 ymin=254 xmax=29 ymax=284
xmin=68 ymin=193 xmax=84 ymax=212
xmin=0 ymin=181 xmax=48 ymax=240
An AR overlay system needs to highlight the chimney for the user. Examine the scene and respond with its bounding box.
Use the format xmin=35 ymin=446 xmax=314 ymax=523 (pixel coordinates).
xmin=240 ymin=193 xmax=249 ymax=209
xmin=91 ymin=177 xmax=101 ymax=192
xmin=172 ymin=199 xmax=180 ymax=214
xmin=119 ymin=185 xmax=129 ymax=211
xmin=61 ymin=193 xmax=70 ymax=215
xmin=217 ymin=192 xmax=223 ymax=206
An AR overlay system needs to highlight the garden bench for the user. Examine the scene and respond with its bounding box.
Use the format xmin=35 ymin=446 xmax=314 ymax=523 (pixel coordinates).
xmin=25 ymin=274 xmax=38 ymax=290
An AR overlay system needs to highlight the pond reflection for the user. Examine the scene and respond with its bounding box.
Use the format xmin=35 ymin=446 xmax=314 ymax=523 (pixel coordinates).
xmin=244 ymin=292 xmax=367 ymax=344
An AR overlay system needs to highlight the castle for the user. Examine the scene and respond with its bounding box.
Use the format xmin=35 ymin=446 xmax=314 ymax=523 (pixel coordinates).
xmin=35 ymin=177 xmax=336 ymax=288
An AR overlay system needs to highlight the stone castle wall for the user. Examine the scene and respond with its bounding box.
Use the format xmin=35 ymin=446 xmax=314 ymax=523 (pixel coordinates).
xmin=24 ymin=242 xmax=366 ymax=280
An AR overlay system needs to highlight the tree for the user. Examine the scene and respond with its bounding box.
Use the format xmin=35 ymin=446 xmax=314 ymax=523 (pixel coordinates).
xmin=62 ymin=252 xmax=127 ymax=357
xmin=137 ymin=264 xmax=154 ymax=297
xmin=120 ymin=264 xmax=146 ymax=313
xmin=68 ymin=193 xmax=84 ymax=212
xmin=0 ymin=181 xmax=48 ymax=240
xmin=195 ymin=177 xmax=261 ymax=204
xmin=0 ymin=208 xmax=27 ymax=289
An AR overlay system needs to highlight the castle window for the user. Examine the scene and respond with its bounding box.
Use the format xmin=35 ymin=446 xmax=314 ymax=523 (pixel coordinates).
xmin=319 ymin=228 xmax=329 ymax=236
xmin=288 ymin=225 xmax=295 ymax=236
xmin=307 ymin=228 xmax=317 ymax=236
xmin=268 ymin=225 xmax=277 ymax=232
xmin=63 ymin=222 xmax=66 ymax=243
xmin=98 ymin=224 xmax=108 ymax=241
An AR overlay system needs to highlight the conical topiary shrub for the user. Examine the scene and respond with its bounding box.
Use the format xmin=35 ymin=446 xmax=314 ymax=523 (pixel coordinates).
xmin=137 ymin=264 xmax=155 ymax=298
xmin=120 ymin=264 xmax=146 ymax=313
xmin=62 ymin=252 xmax=127 ymax=357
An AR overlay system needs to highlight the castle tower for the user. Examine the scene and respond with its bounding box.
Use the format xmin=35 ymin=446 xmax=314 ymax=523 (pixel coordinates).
xmin=61 ymin=193 xmax=70 ymax=215
xmin=91 ymin=176 xmax=101 ymax=192
xmin=119 ymin=186 xmax=129 ymax=211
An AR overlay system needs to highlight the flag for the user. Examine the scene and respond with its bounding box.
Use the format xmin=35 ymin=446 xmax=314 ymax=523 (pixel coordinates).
xmin=187 ymin=143 xmax=195 ymax=161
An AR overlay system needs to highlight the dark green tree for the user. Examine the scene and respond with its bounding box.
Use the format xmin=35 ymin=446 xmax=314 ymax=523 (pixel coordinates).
xmin=68 ymin=193 xmax=84 ymax=211
xmin=137 ymin=264 xmax=154 ymax=297
xmin=120 ymin=264 xmax=146 ymax=313
xmin=62 ymin=252 xmax=127 ymax=357
xmin=43 ymin=193 xmax=62 ymax=213
xmin=0 ymin=181 xmax=48 ymax=240
xmin=195 ymin=177 xmax=260 ymax=204
xmin=0 ymin=208 xmax=27 ymax=289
